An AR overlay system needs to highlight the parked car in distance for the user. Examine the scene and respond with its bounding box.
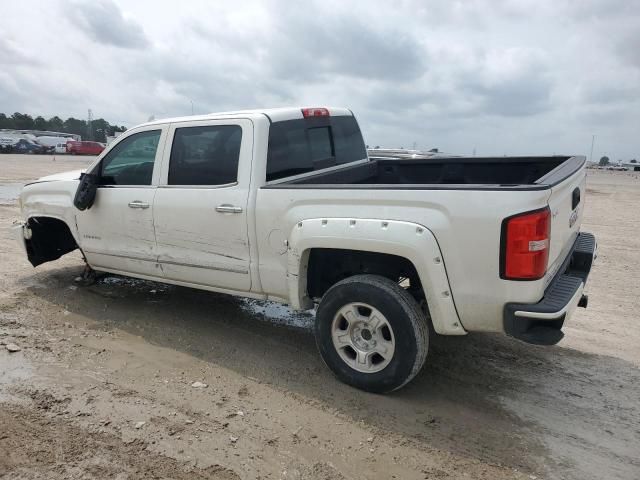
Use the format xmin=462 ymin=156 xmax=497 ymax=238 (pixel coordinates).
xmin=13 ymin=138 xmax=55 ymax=154
xmin=36 ymin=136 xmax=72 ymax=154
xmin=0 ymin=137 xmax=16 ymax=153
xmin=66 ymin=140 xmax=105 ymax=155
xmin=15 ymin=107 xmax=597 ymax=393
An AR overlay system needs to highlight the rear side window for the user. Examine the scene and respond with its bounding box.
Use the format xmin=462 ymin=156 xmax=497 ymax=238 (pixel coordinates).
xmin=169 ymin=125 xmax=242 ymax=186
xmin=266 ymin=116 xmax=366 ymax=181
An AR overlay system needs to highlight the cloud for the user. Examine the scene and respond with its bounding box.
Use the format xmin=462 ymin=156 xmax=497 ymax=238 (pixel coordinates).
xmin=0 ymin=37 xmax=40 ymax=66
xmin=68 ymin=0 xmax=149 ymax=49
xmin=460 ymin=48 xmax=553 ymax=117
xmin=616 ymin=29 xmax=640 ymax=69
xmin=0 ymin=0 xmax=638 ymax=159
xmin=267 ymin=13 xmax=427 ymax=82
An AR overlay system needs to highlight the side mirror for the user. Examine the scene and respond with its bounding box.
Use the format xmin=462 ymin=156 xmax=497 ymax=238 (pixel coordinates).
xmin=74 ymin=173 xmax=99 ymax=211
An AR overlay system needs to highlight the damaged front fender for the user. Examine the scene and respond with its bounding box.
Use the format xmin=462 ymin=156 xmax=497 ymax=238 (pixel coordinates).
xmin=12 ymin=222 xmax=29 ymax=256
xmin=21 ymin=217 xmax=78 ymax=267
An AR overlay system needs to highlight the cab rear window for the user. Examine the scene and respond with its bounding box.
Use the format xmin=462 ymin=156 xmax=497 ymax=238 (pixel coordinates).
xmin=266 ymin=115 xmax=366 ymax=181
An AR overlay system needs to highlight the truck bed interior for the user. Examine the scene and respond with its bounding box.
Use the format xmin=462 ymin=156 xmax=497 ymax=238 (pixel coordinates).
xmin=274 ymin=156 xmax=572 ymax=187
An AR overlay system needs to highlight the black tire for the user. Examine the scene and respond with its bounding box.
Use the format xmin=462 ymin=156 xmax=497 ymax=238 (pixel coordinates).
xmin=315 ymin=274 xmax=429 ymax=393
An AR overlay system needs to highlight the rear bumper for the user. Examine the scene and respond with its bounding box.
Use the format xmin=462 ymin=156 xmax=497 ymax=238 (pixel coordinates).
xmin=504 ymin=232 xmax=597 ymax=345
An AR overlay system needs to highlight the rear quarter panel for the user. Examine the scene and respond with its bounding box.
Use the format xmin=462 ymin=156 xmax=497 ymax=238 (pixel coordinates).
xmin=255 ymin=186 xmax=552 ymax=333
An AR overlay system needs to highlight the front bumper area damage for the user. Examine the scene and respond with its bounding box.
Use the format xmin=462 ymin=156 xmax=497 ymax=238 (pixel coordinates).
xmin=14 ymin=218 xmax=78 ymax=267
xmin=13 ymin=222 xmax=29 ymax=256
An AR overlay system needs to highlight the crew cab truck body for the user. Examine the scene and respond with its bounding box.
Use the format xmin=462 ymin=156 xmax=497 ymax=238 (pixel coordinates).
xmin=14 ymin=107 xmax=596 ymax=392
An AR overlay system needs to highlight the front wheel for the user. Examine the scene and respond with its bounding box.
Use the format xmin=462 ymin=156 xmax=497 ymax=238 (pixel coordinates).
xmin=315 ymin=274 xmax=429 ymax=393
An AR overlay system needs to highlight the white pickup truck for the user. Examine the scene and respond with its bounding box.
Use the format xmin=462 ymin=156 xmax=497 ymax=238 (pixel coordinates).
xmin=14 ymin=107 xmax=597 ymax=392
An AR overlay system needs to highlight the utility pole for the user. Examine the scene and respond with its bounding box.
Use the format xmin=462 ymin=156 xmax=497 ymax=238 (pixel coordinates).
xmin=87 ymin=109 xmax=93 ymax=141
xmin=589 ymin=134 xmax=596 ymax=163
xmin=190 ymin=100 xmax=194 ymax=115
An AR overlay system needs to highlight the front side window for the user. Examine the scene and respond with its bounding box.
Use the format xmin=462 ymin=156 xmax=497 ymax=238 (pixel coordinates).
xmin=168 ymin=125 xmax=242 ymax=185
xmin=100 ymin=130 xmax=161 ymax=186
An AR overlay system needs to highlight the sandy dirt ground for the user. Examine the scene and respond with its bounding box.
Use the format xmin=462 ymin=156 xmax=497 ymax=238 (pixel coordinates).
xmin=0 ymin=154 xmax=639 ymax=480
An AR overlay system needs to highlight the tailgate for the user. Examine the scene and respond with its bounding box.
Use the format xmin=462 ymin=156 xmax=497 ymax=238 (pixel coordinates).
xmin=543 ymin=157 xmax=587 ymax=286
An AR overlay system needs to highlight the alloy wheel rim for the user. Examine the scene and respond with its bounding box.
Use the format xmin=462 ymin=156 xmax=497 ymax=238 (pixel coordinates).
xmin=330 ymin=302 xmax=395 ymax=373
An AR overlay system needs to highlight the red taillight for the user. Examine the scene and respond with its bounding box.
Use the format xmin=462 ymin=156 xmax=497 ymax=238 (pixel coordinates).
xmin=502 ymin=208 xmax=551 ymax=280
xmin=301 ymin=107 xmax=330 ymax=118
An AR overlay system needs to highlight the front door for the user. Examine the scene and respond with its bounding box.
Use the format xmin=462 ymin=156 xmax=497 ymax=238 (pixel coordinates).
xmin=153 ymin=119 xmax=252 ymax=291
xmin=76 ymin=127 xmax=166 ymax=277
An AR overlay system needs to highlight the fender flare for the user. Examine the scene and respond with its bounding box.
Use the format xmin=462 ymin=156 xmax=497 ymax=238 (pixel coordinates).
xmin=286 ymin=218 xmax=466 ymax=335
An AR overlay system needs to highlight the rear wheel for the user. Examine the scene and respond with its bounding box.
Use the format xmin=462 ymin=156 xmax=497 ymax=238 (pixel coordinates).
xmin=315 ymin=274 xmax=429 ymax=393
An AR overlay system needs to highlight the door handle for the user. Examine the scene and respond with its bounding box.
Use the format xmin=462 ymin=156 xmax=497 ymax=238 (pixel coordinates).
xmin=215 ymin=204 xmax=243 ymax=214
xmin=128 ymin=200 xmax=150 ymax=209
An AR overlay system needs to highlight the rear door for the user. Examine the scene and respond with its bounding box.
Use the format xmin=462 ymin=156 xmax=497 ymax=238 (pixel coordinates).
xmin=153 ymin=119 xmax=253 ymax=291
xmin=544 ymin=160 xmax=587 ymax=284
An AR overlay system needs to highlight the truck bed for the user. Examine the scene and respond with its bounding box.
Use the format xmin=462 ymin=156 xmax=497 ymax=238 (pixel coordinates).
xmin=267 ymin=156 xmax=583 ymax=190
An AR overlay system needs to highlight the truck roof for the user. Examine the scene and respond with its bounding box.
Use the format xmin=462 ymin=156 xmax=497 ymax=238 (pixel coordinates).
xmin=138 ymin=106 xmax=353 ymax=129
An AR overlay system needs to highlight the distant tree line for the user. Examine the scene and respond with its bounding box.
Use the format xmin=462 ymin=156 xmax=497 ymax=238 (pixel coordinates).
xmin=0 ymin=112 xmax=127 ymax=143
xmin=599 ymin=156 xmax=639 ymax=166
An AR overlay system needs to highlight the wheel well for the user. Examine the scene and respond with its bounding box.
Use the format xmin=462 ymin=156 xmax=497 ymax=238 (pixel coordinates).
xmin=306 ymin=248 xmax=424 ymax=302
xmin=25 ymin=217 xmax=78 ymax=267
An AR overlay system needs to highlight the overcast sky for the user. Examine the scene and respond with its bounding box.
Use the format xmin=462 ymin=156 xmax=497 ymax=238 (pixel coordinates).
xmin=1 ymin=0 xmax=638 ymax=159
